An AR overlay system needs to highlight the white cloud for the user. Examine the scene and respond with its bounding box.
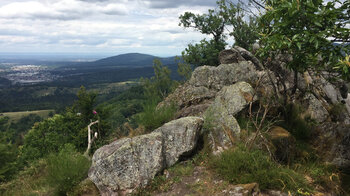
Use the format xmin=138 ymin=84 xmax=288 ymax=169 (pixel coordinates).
xmin=0 ymin=0 xmax=215 ymax=56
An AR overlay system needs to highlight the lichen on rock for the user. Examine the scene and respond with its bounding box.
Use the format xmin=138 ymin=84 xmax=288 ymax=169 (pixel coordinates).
xmin=88 ymin=116 xmax=203 ymax=195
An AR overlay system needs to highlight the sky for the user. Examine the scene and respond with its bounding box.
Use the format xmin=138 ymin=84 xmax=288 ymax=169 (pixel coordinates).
xmin=0 ymin=0 xmax=220 ymax=57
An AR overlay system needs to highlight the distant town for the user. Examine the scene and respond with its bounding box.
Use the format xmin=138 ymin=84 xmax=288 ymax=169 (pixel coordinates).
xmin=0 ymin=64 xmax=58 ymax=84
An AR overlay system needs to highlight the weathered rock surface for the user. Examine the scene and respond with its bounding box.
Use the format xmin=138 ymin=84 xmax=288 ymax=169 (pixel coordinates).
xmin=304 ymin=93 xmax=329 ymax=123
xmin=218 ymin=48 xmax=245 ymax=64
xmin=205 ymin=82 xmax=256 ymax=154
xmin=315 ymin=122 xmax=350 ymax=169
xmin=88 ymin=117 xmax=203 ymax=195
xmin=160 ymin=61 xmax=259 ymax=118
xmin=219 ymin=183 xmax=260 ymax=196
xmin=189 ymin=62 xmax=258 ymax=91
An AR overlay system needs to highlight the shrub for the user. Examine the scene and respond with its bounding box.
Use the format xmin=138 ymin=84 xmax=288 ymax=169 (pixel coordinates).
xmin=210 ymin=145 xmax=309 ymax=192
xmin=329 ymin=103 xmax=347 ymax=122
xmin=136 ymin=100 xmax=177 ymax=132
xmin=46 ymin=144 xmax=91 ymax=195
xmin=281 ymin=104 xmax=312 ymax=141
xmin=0 ymin=159 xmax=50 ymax=196
xmin=0 ymin=142 xmax=18 ymax=182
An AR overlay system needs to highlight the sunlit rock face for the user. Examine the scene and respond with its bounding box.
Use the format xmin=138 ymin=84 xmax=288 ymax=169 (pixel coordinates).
xmin=88 ymin=117 xmax=203 ymax=195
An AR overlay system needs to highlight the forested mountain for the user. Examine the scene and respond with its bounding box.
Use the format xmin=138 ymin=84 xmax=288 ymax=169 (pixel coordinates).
xmin=60 ymin=53 xmax=176 ymax=70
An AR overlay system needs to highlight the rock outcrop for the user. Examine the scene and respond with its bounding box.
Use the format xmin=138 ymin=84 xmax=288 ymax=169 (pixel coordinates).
xmin=303 ymin=93 xmax=329 ymax=123
xmin=89 ymin=46 xmax=350 ymax=195
xmin=315 ymin=122 xmax=350 ymax=169
xmin=88 ymin=117 xmax=203 ymax=195
xmin=205 ymin=82 xmax=256 ymax=154
xmin=160 ymin=61 xmax=259 ymax=118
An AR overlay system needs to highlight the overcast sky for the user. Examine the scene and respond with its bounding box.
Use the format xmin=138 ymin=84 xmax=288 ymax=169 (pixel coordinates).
xmin=0 ymin=0 xmax=222 ymax=57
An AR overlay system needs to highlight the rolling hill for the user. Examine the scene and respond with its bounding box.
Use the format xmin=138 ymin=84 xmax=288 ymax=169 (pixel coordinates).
xmin=61 ymin=53 xmax=177 ymax=70
xmin=52 ymin=53 xmax=180 ymax=87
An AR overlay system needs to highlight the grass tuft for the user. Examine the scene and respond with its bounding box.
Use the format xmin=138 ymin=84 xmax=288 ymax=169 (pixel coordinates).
xmin=46 ymin=144 xmax=91 ymax=196
xmin=136 ymin=100 xmax=177 ymax=132
xmin=210 ymin=145 xmax=309 ymax=192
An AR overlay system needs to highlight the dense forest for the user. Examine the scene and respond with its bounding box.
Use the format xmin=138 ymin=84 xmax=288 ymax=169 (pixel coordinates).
xmin=0 ymin=53 xmax=180 ymax=112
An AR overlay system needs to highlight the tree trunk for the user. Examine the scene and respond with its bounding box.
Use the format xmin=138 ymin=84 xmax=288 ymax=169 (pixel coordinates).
xmin=292 ymin=70 xmax=298 ymax=95
xmin=84 ymin=120 xmax=99 ymax=157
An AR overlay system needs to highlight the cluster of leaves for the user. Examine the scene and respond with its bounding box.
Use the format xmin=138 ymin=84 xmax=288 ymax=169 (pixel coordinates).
xmin=0 ymin=143 xmax=17 ymax=183
xmin=141 ymin=59 xmax=177 ymax=101
xmin=258 ymin=0 xmax=350 ymax=80
xmin=0 ymin=145 xmax=91 ymax=196
xmin=179 ymin=0 xmax=259 ymax=67
xmin=19 ymin=113 xmax=86 ymax=163
xmin=46 ymin=144 xmax=91 ymax=195
xmin=136 ymin=59 xmax=178 ymax=132
xmin=136 ymin=100 xmax=177 ymax=132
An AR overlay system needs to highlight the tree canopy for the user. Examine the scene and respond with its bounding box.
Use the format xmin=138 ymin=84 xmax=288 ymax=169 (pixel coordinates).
xmin=258 ymin=0 xmax=350 ymax=81
xmin=179 ymin=0 xmax=259 ymax=67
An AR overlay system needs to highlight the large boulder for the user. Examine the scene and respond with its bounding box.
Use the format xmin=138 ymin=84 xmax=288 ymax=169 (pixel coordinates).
xmin=218 ymin=48 xmax=245 ymax=64
xmin=159 ymin=61 xmax=259 ymax=118
xmin=189 ymin=61 xmax=258 ymax=91
xmin=88 ymin=117 xmax=203 ymax=195
xmin=205 ymin=82 xmax=256 ymax=154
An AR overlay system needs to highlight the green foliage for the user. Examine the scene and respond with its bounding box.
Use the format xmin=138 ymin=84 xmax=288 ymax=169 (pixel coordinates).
xmin=258 ymin=0 xmax=350 ymax=78
xmin=142 ymin=59 xmax=176 ymax=100
xmin=0 ymin=142 xmax=18 ymax=182
xmin=73 ymin=86 xmax=97 ymax=123
xmin=136 ymin=100 xmax=177 ymax=132
xmin=46 ymin=144 xmax=90 ymax=196
xmin=68 ymin=179 xmax=99 ymax=196
xmin=175 ymin=56 xmax=192 ymax=81
xmin=179 ymin=0 xmax=260 ymax=67
xmin=168 ymin=162 xmax=195 ymax=177
xmin=280 ymin=104 xmax=312 ymax=141
xmin=292 ymin=141 xmax=342 ymax=194
xmin=179 ymin=7 xmax=228 ymax=67
xmin=179 ymin=9 xmax=226 ymax=43
xmin=3 ymin=114 xmax=43 ymax=145
xmin=0 ymin=159 xmax=51 ymax=196
xmin=181 ymin=39 xmax=226 ymax=67
xmin=20 ymin=112 xmax=86 ymax=163
xmin=97 ymin=85 xmax=145 ymax=133
xmin=135 ymin=59 xmax=177 ymax=132
xmin=217 ymin=0 xmax=259 ymax=50
xmin=211 ymin=145 xmax=309 ymax=192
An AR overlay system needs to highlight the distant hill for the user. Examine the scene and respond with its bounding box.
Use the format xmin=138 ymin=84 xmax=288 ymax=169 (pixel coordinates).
xmin=52 ymin=53 xmax=181 ymax=87
xmin=63 ymin=53 xmax=177 ymax=70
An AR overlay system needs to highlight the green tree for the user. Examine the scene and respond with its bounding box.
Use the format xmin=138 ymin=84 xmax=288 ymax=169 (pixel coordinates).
xmin=137 ymin=59 xmax=177 ymax=132
xmin=217 ymin=0 xmax=259 ymax=50
xmin=19 ymin=113 xmax=86 ymax=163
xmin=0 ymin=142 xmax=17 ymax=182
xmin=175 ymin=56 xmax=192 ymax=81
xmin=73 ymin=86 xmax=97 ymax=123
xmin=179 ymin=0 xmax=260 ymax=67
xmin=179 ymin=7 xmax=227 ymax=66
xmin=258 ymin=0 xmax=350 ymax=91
xmin=181 ymin=39 xmax=226 ymax=67
xmin=142 ymin=59 xmax=175 ymax=100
